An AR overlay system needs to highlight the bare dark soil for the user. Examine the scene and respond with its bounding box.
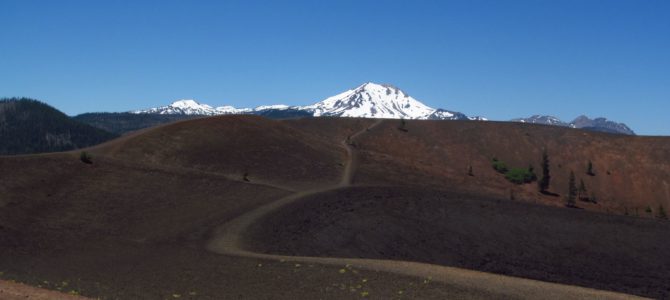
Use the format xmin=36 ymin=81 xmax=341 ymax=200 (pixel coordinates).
xmin=352 ymin=119 xmax=670 ymax=214
xmin=0 ymin=154 xmax=474 ymax=299
xmin=3 ymin=243 xmax=481 ymax=299
xmin=92 ymin=115 xmax=350 ymax=190
xmin=248 ymin=186 xmax=670 ymax=299
xmin=2 ymin=115 xmax=669 ymax=299
xmin=0 ymin=154 xmax=288 ymax=253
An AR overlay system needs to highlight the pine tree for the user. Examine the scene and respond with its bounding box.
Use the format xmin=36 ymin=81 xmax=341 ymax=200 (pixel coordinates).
xmin=578 ymin=179 xmax=587 ymax=200
xmin=567 ymin=171 xmax=577 ymax=207
xmin=538 ymin=149 xmax=551 ymax=193
xmin=398 ymin=118 xmax=408 ymax=132
xmin=587 ymin=160 xmax=595 ymax=176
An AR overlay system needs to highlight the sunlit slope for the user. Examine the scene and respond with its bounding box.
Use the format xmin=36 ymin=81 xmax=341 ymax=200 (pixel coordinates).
xmin=349 ymin=119 xmax=670 ymax=215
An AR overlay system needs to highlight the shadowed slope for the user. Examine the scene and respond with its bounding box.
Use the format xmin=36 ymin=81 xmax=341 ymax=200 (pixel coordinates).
xmin=1 ymin=116 xmax=667 ymax=299
xmin=92 ymin=115 xmax=346 ymax=190
xmin=0 ymin=153 xmax=289 ymax=252
xmin=1 ymin=116 xmax=496 ymax=299
xmin=0 ymin=144 xmax=510 ymax=299
xmin=208 ymin=118 xmax=646 ymax=299
xmin=248 ymin=186 xmax=670 ymax=298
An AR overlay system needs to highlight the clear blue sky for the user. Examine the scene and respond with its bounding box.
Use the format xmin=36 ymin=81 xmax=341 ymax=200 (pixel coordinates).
xmin=1 ymin=0 xmax=668 ymax=135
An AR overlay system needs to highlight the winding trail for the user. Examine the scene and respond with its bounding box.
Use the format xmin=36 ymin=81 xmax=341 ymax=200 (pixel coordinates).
xmin=340 ymin=119 xmax=383 ymax=186
xmin=206 ymin=119 xmax=645 ymax=299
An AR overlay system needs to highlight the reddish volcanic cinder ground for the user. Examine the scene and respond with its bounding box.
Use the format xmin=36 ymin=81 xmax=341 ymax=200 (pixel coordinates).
xmin=1 ymin=115 xmax=668 ymax=299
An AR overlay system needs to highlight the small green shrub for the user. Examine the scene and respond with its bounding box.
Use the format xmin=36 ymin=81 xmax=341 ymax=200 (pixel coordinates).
xmin=491 ymin=158 xmax=536 ymax=184
xmin=491 ymin=158 xmax=508 ymax=174
xmin=505 ymin=168 xmax=537 ymax=184
xmin=79 ymin=151 xmax=92 ymax=164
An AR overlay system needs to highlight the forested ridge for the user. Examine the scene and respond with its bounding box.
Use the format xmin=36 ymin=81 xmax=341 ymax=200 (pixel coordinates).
xmin=0 ymin=98 xmax=118 ymax=155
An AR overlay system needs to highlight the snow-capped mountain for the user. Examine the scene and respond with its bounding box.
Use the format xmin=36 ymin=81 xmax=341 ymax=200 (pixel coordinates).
xmin=130 ymin=83 xmax=633 ymax=135
xmin=511 ymin=115 xmax=572 ymax=127
xmin=132 ymin=99 xmax=252 ymax=115
xmin=512 ymin=115 xmax=635 ymax=135
xmin=299 ymin=83 xmax=448 ymax=119
xmin=131 ymin=82 xmax=472 ymax=121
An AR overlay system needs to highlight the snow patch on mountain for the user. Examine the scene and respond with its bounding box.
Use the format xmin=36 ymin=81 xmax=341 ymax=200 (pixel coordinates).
xmin=131 ymin=82 xmax=472 ymax=121
xmin=511 ymin=115 xmax=571 ymax=127
xmin=129 ymin=85 xmax=634 ymax=134
xmin=253 ymin=104 xmax=290 ymax=111
xmin=132 ymin=99 xmax=216 ymax=115
xmin=133 ymin=99 xmax=255 ymax=115
xmin=301 ymin=83 xmax=436 ymax=119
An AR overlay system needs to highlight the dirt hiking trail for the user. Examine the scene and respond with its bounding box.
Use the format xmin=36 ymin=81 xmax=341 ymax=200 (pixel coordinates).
xmin=207 ymin=119 xmax=645 ymax=299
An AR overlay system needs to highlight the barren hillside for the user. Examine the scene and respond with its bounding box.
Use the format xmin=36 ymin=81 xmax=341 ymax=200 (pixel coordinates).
xmin=1 ymin=115 xmax=668 ymax=299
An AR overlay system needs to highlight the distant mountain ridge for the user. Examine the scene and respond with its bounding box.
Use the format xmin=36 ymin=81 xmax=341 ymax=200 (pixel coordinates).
xmin=512 ymin=115 xmax=635 ymax=135
xmin=133 ymin=99 xmax=253 ymax=115
xmin=132 ymin=83 xmax=484 ymax=121
xmin=100 ymin=82 xmax=633 ymax=135
xmin=131 ymin=82 xmax=632 ymax=135
xmin=0 ymin=85 xmax=642 ymax=157
xmin=571 ymin=115 xmax=635 ymax=135
xmin=73 ymin=113 xmax=201 ymax=135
